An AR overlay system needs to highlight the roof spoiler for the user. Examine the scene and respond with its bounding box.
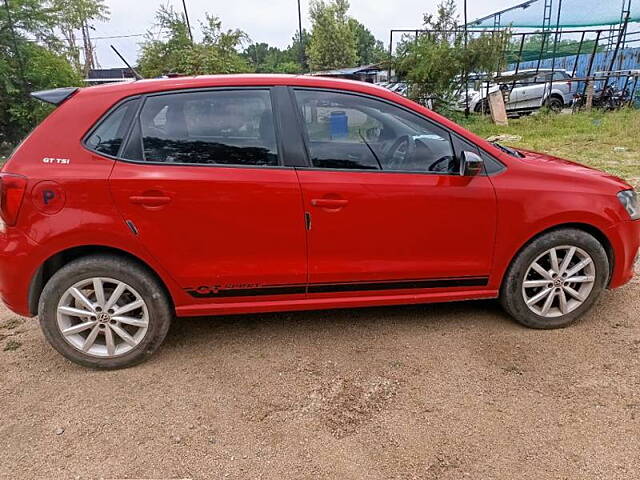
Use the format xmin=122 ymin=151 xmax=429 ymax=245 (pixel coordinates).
xmin=30 ymin=87 xmax=79 ymax=106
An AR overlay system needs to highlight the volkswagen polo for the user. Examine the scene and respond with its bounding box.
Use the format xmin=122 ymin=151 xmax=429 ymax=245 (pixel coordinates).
xmin=1 ymin=75 xmax=638 ymax=368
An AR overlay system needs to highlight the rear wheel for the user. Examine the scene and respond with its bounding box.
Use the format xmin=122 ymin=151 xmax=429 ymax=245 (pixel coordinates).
xmin=38 ymin=255 xmax=172 ymax=369
xmin=474 ymin=99 xmax=490 ymax=114
xmin=546 ymin=96 xmax=564 ymax=113
xmin=500 ymin=229 xmax=609 ymax=329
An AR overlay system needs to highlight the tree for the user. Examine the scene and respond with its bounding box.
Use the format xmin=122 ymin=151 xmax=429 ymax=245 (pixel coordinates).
xmin=242 ymin=31 xmax=310 ymax=74
xmin=0 ymin=0 xmax=81 ymax=149
xmin=306 ymin=0 xmax=357 ymax=71
xmin=286 ymin=29 xmax=311 ymax=71
xmin=395 ymin=0 xmax=508 ymax=109
xmin=138 ymin=5 xmax=250 ymax=78
xmin=52 ymin=0 xmax=109 ymax=75
xmin=348 ymin=19 xmax=386 ymax=65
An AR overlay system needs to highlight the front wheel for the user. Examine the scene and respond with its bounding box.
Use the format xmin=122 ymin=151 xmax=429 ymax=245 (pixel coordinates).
xmin=500 ymin=229 xmax=609 ymax=329
xmin=38 ymin=255 xmax=172 ymax=369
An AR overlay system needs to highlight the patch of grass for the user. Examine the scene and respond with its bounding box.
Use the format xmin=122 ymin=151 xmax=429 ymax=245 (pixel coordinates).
xmin=3 ymin=339 xmax=22 ymax=351
xmin=457 ymin=108 xmax=640 ymax=187
xmin=2 ymin=318 xmax=23 ymax=330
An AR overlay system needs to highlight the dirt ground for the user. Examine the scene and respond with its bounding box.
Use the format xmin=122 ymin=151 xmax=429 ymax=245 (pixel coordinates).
xmin=1 ymin=273 xmax=639 ymax=479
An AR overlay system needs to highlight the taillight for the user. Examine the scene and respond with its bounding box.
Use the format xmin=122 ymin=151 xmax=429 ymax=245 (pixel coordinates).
xmin=0 ymin=173 xmax=27 ymax=227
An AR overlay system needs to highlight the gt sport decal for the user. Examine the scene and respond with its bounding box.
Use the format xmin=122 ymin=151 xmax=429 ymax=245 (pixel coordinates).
xmin=185 ymin=277 xmax=490 ymax=298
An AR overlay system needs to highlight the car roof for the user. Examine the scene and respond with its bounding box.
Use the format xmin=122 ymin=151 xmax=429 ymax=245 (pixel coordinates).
xmin=77 ymin=74 xmax=394 ymax=98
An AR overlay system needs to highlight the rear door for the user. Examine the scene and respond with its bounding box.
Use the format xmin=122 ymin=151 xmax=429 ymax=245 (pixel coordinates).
xmin=518 ymin=74 xmax=548 ymax=108
xmin=291 ymin=88 xmax=497 ymax=294
xmin=107 ymin=88 xmax=308 ymax=301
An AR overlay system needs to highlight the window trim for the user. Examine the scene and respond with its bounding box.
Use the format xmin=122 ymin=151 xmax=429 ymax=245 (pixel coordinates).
xmin=289 ymin=86 xmax=506 ymax=176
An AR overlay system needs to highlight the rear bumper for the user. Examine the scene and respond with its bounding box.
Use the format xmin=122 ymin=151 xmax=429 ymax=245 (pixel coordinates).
xmin=0 ymin=226 xmax=39 ymax=317
xmin=607 ymin=219 xmax=640 ymax=288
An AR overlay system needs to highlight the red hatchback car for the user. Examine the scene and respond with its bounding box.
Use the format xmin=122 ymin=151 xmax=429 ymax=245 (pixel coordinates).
xmin=0 ymin=75 xmax=638 ymax=368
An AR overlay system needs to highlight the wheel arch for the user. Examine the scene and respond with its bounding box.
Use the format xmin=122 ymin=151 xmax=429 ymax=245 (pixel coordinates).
xmin=545 ymin=92 xmax=565 ymax=106
xmin=499 ymin=222 xmax=615 ymax=291
xmin=28 ymin=245 xmax=176 ymax=316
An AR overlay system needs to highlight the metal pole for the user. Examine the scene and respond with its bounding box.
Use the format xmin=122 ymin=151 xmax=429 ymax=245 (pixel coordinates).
xmin=571 ymin=31 xmax=586 ymax=78
xmin=181 ymin=0 xmax=193 ymax=42
xmin=544 ymin=0 xmax=563 ymax=106
xmin=583 ymin=30 xmax=601 ymax=96
xmin=463 ymin=0 xmax=469 ymax=116
xmin=297 ymin=0 xmax=305 ymax=70
xmin=603 ymin=11 xmax=630 ymax=92
xmin=388 ymin=30 xmax=393 ymax=80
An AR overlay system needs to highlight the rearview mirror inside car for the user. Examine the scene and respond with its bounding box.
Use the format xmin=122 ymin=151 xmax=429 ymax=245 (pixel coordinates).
xmin=460 ymin=151 xmax=484 ymax=177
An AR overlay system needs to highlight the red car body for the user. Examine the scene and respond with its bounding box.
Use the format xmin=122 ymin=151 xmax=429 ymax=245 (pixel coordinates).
xmin=0 ymin=75 xmax=638 ymax=319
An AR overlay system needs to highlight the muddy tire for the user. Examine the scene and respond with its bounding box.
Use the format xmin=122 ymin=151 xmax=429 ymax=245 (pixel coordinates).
xmin=38 ymin=255 xmax=172 ymax=369
xmin=500 ymin=229 xmax=609 ymax=329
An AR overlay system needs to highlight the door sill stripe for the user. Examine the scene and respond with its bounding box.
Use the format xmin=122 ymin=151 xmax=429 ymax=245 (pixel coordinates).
xmin=186 ymin=276 xmax=489 ymax=299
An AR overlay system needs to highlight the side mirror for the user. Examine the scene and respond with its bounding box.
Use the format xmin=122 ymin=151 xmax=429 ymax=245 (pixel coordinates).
xmin=460 ymin=151 xmax=484 ymax=177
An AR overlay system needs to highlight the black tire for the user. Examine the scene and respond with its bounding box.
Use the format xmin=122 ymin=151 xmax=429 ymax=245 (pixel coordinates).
xmin=474 ymin=99 xmax=490 ymax=114
xmin=546 ymin=96 xmax=564 ymax=113
xmin=500 ymin=229 xmax=609 ymax=329
xmin=38 ymin=255 xmax=172 ymax=369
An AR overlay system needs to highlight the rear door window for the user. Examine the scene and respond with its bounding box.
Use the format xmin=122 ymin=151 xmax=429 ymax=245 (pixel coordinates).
xmin=132 ymin=89 xmax=279 ymax=166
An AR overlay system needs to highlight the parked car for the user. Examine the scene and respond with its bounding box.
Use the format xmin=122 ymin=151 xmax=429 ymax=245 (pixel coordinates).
xmin=1 ymin=75 xmax=638 ymax=368
xmin=457 ymin=69 xmax=576 ymax=114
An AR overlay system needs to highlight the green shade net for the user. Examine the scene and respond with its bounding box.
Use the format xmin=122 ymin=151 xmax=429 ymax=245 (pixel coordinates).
xmin=470 ymin=0 xmax=639 ymax=28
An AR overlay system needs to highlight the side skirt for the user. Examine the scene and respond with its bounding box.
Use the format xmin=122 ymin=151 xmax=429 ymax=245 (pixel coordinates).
xmin=176 ymin=288 xmax=499 ymax=317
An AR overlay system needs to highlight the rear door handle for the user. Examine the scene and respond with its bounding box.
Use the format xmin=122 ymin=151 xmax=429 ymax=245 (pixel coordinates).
xmin=129 ymin=195 xmax=172 ymax=207
xmin=311 ymin=198 xmax=349 ymax=208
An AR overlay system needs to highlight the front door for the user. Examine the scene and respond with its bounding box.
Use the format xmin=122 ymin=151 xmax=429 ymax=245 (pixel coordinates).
xmin=292 ymin=89 xmax=497 ymax=294
xmin=108 ymin=88 xmax=307 ymax=301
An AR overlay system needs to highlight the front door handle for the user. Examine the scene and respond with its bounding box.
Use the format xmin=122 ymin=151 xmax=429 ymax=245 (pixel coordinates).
xmin=311 ymin=198 xmax=348 ymax=208
xmin=129 ymin=194 xmax=172 ymax=207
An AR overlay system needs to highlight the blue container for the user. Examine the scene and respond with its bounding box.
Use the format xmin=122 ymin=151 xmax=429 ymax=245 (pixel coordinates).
xmin=329 ymin=111 xmax=348 ymax=139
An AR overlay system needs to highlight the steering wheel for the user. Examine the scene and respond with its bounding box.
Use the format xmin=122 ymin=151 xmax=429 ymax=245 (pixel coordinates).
xmin=385 ymin=135 xmax=416 ymax=170
xmin=427 ymin=156 xmax=452 ymax=173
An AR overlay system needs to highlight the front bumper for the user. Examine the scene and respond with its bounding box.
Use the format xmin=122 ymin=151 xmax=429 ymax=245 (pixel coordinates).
xmin=606 ymin=219 xmax=640 ymax=288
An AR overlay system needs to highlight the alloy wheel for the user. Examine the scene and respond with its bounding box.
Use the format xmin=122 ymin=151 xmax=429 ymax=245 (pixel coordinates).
xmin=56 ymin=277 xmax=149 ymax=358
xmin=522 ymin=246 xmax=596 ymax=318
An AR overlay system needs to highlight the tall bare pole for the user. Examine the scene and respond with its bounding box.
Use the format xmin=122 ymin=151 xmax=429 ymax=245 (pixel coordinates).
xmin=297 ymin=0 xmax=305 ymax=70
xmin=463 ymin=0 xmax=469 ymax=116
xmin=182 ymin=0 xmax=193 ymax=42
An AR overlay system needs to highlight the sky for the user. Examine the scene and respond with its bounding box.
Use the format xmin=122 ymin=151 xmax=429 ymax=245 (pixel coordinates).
xmin=92 ymin=0 xmax=512 ymax=68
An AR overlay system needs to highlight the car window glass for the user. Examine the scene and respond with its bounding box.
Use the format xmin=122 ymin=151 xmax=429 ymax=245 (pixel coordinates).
xmin=138 ymin=90 xmax=278 ymax=166
xmin=295 ymin=90 xmax=456 ymax=174
xmin=86 ymin=100 xmax=137 ymax=157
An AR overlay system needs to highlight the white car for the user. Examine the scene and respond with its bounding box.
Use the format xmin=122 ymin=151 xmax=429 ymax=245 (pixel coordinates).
xmin=458 ymin=69 xmax=576 ymax=114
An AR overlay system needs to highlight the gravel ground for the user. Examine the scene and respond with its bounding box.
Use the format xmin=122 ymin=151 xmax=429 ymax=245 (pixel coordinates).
xmin=1 ymin=274 xmax=639 ymax=479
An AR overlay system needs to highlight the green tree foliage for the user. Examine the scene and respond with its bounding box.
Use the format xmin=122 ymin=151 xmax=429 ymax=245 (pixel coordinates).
xmin=395 ymin=0 xmax=508 ymax=109
xmin=307 ymin=0 xmax=357 ymax=71
xmin=1 ymin=0 xmax=82 ymax=149
xmin=242 ymin=30 xmax=310 ymax=74
xmin=138 ymin=5 xmax=251 ymax=77
xmin=348 ymin=19 xmax=386 ymax=65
